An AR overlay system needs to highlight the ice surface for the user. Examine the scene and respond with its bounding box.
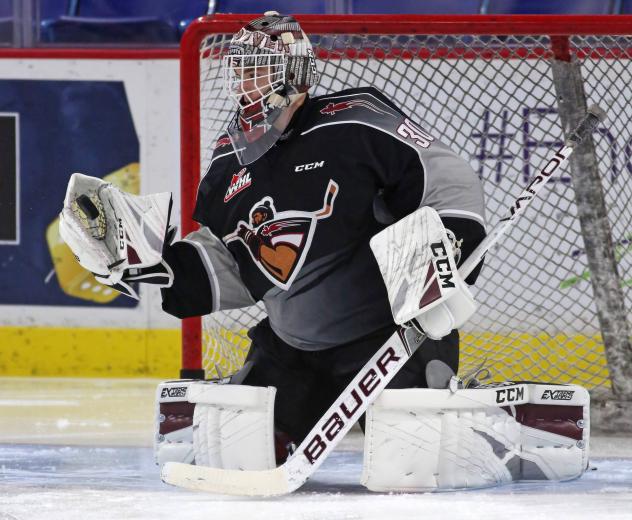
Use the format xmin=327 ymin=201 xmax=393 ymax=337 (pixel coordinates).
xmin=2 ymin=444 xmax=632 ymax=520
xmin=1 ymin=378 xmax=631 ymax=520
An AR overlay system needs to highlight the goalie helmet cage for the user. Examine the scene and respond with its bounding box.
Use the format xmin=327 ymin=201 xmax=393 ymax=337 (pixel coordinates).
xmin=180 ymin=14 xmax=632 ymax=428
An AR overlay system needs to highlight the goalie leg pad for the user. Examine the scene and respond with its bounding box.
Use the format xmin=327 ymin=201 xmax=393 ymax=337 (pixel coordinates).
xmin=361 ymin=383 xmax=589 ymax=492
xmin=154 ymin=380 xmax=277 ymax=472
xmin=154 ymin=380 xmax=197 ymax=466
xmin=188 ymin=382 xmax=277 ymax=471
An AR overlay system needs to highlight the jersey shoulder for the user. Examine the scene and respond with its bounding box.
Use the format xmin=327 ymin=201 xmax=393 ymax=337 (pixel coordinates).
xmin=210 ymin=133 xmax=234 ymax=155
xmin=311 ymin=86 xmax=405 ymax=115
xmin=197 ymin=132 xmax=240 ymax=203
xmin=304 ymin=87 xmax=406 ymax=132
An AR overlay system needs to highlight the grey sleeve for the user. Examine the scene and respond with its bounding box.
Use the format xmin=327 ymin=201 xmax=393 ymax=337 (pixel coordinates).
xmin=420 ymin=143 xmax=486 ymax=228
xmin=181 ymin=227 xmax=256 ymax=311
xmin=161 ymin=227 xmax=255 ymax=319
xmin=318 ymin=88 xmax=485 ymax=226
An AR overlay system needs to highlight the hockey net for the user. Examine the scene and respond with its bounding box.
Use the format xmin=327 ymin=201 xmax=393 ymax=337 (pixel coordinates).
xmin=180 ymin=15 xmax=632 ymax=409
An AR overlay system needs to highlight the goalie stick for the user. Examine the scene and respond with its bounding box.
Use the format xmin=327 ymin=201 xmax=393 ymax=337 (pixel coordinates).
xmin=161 ymin=105 xmax=606 ymax=496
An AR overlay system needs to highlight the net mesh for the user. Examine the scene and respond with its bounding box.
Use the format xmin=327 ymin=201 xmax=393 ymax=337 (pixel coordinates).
xmin=195 ymin=32 xmax=632 ymax=394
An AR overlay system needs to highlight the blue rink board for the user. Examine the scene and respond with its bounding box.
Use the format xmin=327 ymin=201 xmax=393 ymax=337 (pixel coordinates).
xmin=0 ymin=79 xmax=139 ymax=308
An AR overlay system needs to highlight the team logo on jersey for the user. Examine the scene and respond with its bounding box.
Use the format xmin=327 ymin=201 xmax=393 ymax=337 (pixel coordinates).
xmin=214 ymin=136 xmax=232 ymax=150
xmin=320 ymin=99 xmax=393 ymax=117
xmin=224 ymin=168 xmax=252 ymax=202
xmin=224 ymin=179 xmax=339 ymax=290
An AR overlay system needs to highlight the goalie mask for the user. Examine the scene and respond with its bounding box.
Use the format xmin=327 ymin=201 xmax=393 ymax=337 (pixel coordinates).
xmin=222 ymin=11 xmax=319 ymax=165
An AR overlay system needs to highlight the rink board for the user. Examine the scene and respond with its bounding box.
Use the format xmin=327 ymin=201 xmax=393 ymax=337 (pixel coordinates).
xmin=0 ymin=326 xmax=610 ymax=383
xmin=0 ymin=327 xmax=180 ymax=378
xmin=0 ymin=54 xmax=627 ymax=382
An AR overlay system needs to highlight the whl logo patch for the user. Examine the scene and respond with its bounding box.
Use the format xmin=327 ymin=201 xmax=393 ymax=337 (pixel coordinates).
xmin=224 ymin=168 xmax=252 ymax=203
xmin=542 ymin=389 xmax=575 ymax=400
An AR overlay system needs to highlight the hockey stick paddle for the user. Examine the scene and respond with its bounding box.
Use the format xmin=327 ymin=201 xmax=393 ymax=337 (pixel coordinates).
xmin=161 ymin=105 xmax=606 ymax=496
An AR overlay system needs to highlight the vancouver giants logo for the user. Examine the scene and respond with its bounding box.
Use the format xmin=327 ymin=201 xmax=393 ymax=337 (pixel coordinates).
xmin=320 ymin=98 xmax=393 ymax=117
xmin=224 ymin=179 xmax=339 ymax=290
xmin=224 ymin=168 xmax=252 ymax=202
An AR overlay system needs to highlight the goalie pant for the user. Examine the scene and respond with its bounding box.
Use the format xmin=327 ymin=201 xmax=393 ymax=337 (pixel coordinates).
xmin=155 ymin=326 xmax=460 ymax=465
xmin=237 ymin=318 xmax=460 ymax=451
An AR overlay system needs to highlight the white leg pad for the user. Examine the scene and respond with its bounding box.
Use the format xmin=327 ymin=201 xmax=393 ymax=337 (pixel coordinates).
xmin=361 ymin=383 xmax=590 ymax=492
xmin=188 ymin=382 xmax=277 ymax=470
xmin=154 ymin=380 xmax=197 ymax=467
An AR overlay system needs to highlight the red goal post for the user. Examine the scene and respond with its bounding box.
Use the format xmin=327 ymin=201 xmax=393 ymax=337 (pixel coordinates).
xmin=179 ymin=14 xmax=632 ymax=419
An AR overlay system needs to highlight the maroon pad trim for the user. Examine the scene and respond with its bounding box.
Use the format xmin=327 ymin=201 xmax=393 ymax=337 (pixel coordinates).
xmin=159 ymin=401 xmax=195 ymax=435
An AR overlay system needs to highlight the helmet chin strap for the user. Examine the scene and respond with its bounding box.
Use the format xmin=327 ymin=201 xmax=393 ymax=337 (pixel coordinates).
xmin=267 ymin=91 xmax=301 ymax=108
xmin=238 ymin=90 xmax=306 ymax=131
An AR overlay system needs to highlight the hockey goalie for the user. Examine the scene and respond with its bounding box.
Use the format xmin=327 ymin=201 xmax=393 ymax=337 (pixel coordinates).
xmin=59 ymin=11 xmax=590 ymax=494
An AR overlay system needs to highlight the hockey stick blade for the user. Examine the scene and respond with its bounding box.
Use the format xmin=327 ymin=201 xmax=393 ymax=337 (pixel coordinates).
xmin=162 ymin=105 xmax=606 ymax=496
xmin=162 ymin=460 xmax=291 ymax=496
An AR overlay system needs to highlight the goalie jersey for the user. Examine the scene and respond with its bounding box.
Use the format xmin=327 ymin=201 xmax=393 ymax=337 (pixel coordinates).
xmin=162 ymin=87 xmax=486 ymax=351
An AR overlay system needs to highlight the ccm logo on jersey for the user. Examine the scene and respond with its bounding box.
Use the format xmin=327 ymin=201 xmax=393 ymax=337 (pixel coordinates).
xmin=430 ymin=241 xmax=455 ymax=289
xmin=397 ymin=118 xmax=435 ymax=148
xmin=160 ymin=386 xmax=187 ymax=399
xmin=542 ymin=389 xmax=575 ymax=400
xmin=496 ymin=386 xmax=525 ymax=403
xmin=224 ymin=168 xmax=252 ymax=202
xmin=302 ymin=347 xmax=401 ymax=464
xmin=295 ymin=161 xmax=325 ymax=172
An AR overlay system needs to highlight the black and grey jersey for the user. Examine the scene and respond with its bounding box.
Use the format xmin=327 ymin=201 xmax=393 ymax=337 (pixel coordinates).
xmin=162 ymin=87 xmax=486 ymax=350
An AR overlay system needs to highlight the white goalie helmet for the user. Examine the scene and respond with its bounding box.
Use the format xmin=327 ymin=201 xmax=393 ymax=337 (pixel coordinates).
xmin=222 ymin=11 xmax=319 ymax=164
